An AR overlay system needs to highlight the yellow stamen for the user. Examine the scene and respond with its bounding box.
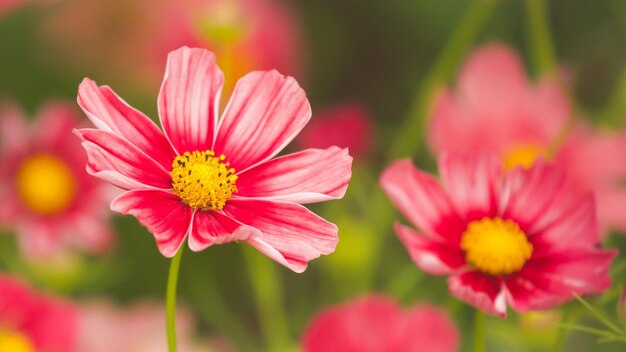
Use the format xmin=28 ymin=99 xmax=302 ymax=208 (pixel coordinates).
xmin=502 ymin=144 xmax=545 ymax=171
xmin=170 ymin=150 xmax=238 ymax=210
xmin=15 ymin=154 xmax=76 ymax=215
xmin=0 ymin=329 xmax=35 ymax=352
xmin=461 ymin=217 xmax=533 ymax=276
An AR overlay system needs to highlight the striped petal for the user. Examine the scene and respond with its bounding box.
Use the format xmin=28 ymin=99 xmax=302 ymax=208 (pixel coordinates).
xmin=188 ymin=210 xmax=258 ymax=252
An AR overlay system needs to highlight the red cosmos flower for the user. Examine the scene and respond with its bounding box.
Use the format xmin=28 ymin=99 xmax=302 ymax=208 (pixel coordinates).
xmin=75 ymin=46 xmax=352 ymax=272
xmin=428 ymin=43 xmax=626 ymax=232
xmin=297 ymin=102 xmax=375 ymax=159
xmin=380 ymin=154 xmax=616 ymax=317
xmin=0 ymin=102 xmax=113 ymax=259
xmin=301 ymin=295 xmax=459 ymax=352
xmin=0 ymin=275 xmax=78 ymax=352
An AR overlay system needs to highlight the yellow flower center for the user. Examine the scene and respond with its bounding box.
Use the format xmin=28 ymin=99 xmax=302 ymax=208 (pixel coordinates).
xmin=0 ymin=329 xmax=35 ymax=352
xmin=460 ymin=217 xmax=533 ymax=276
xmin=15 ymin=154 xmax=77 ymax=215
xmin=502 ymin=144 xmax=545 ymax=171
xmin=170 ymin=150 xmax=238 ymax=210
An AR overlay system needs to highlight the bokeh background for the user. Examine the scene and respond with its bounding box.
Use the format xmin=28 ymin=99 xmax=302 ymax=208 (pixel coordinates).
xmin=1 ymin=0 xmax=626 ymax=351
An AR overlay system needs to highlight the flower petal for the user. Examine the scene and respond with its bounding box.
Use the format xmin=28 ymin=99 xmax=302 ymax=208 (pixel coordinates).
xmin=0 ymin=102 xmax=28 ymax=153
xmin=439 ymin=153 xmax=500 ymax=221
xmin=448 ymin=271 xmax=507 ymax=317
xmin=188 ymin=210 xmax=258 ymax=252
xmin=395 ymin=223 xmax=466 ymax=275
xmin=158 ymin=46 xmax=224 ymax=155
xmin=77 ymin=78 xmax=175 ymax=169
xmin=457 ymin=43 xmax=528 ymax=118
xmin=214 ymin=70 xmax=311 ymax=172
xmin=110 ymin=190 xmax=192 ymax=257
xmin=380 ymin=159 xmax=465 ymax=244
xmin=500 ymin=161 xmax=574 ymax=234
xmin=224 ymin=199 xmax=337 ymax=273
xmin=236 ymin=147 xmax=352 ymax=204
xmin=75 ymin=129 xmax=172 ymax=189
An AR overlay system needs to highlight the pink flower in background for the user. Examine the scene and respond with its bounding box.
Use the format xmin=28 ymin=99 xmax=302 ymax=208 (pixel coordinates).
xmin=297 ymin=102 xmax=375 ymax=159
xmin=78 ymin=301 xmax=215 ymax=352
xmin=380 ymin=154 xmax=616 ymax=317
xmin=301 ymin=294 xmax=459 ymax=352
xmin=43 ymin=0 xmax=301 ymax=89
xmin=0 ymin=275 xmax=78 ymax=352
xmin=0 ymin=102 xmax=113 ymax=260
xmin=428 ymin=43 xmax=626 ymax=232
xmin=76 ymin=46 xmax=352 ymax=272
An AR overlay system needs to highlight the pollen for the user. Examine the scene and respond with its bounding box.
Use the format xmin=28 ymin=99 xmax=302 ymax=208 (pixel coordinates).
xmin=502 ymin=144 xmax=545 ymax=171
xmin=170 ymin=150 xmax=238 ymax=210
xmin=460 ymin=217 xmax=533 ymax=276
xmin=0 ymin=329 xmax=35 ymax=352
xmin=15 ymin=154 xmax=77 ymax=215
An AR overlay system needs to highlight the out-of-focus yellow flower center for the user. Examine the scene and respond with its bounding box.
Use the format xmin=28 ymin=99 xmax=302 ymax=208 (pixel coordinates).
xmin=170 ymin=150 xmax=238 ymax=210
xmin=15 ymin=154 xmax=77 ymax=215
xmin=502 ymin=144 xmax=545 ymax=171
xmin=0 ymin=329 xmax=35 ymax=352
xmin=461 ymin=217 xmax=533 ymax=276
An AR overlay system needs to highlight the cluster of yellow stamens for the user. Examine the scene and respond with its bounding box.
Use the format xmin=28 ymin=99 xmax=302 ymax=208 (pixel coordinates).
xmin=170 ymin=150 xmax=238 ymax=210
xmin=15 ymin=154 xmax=76 ymax=215
xmin=502 ymin=144 xmax=545 ymax=171
xmin=460 ymin=217 xmax=533 ymax=276
xmin=0 ymin=329 xmax=35 ymax=352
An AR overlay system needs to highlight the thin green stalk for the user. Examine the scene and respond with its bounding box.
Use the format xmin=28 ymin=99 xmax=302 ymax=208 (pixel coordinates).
xmin=474 ymin=310 xmax=486 ymax=352
xmin=242 ymin=247 xmax=291 ymax=351
xmin=524 ymin=0 xmax=556 ymax=75
xmin=572 ymin=293 xmax=624 ymax=335
xmin=166 ymin=247 xmax=185 ymax=352
xmin=387 ymin=0 xmax=499 ymax=161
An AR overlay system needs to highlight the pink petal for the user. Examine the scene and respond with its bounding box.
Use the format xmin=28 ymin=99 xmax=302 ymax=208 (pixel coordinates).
xmin=110 ymin=190 xmax=192 ymax=257
xmin=439 ymin=153 xmax=500 ymax=221
xmin=448 ymin=271 xmax=507 ymax=317
xmin=158 ymin=47 xmax=224 ymax=154
xmin=77 ymin=78 xmax=175 ymax=169
xmin=400 ymin=305 xmax=460 ymax=352
xmin=34 ymin=102 xmax=82 ymax=150
xmin=395 ymin=223 xmax=466 ymax=275
xmin=224 ymin=199 xmax=337 ymax=273
xmin=188 ymin=210 xmax=258 ymax=252
xmin=75 ymin=129 xmax=172 ymax=190
xmin=16 ymin=220 xmax=64 ymax=260
xmin=500 ymin=161 xmax=574 ymax=234
xmin=0 ymin=102 xmax=28 ymax=152
xmin=236 ymin=147 xmax=352 ymax=204
xmin=530 ymin=194 xmax=598 ymax=253
xmin=380 ymin=159 xmax=465 ymax=244
xmin=214 ymin=70 xmax=311 ymax=172
xmin=457 ymin=43 xmax=528 ymax=118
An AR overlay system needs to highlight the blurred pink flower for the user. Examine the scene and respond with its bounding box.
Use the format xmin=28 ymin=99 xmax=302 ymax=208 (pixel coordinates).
xmin=0 ymin=102 xmax=114 ymax=260
xmin=75 ymin=46 xmax=352 ymax=272
xmin=301 ymin=294 xmax=459 ymax=352
xmin=0 ymin=274 xmax=79 ymax=352
xmin=380 ymin=153 xmax=616 ymax=317
xmin=428 ymin=43 xmax=626 ymax=232
xmin=78 ymin=301 xmax=214 ymax=352
xmin=297 ymin=102 xmax=375 ymax=159
xmin=43 ymin=0 xmax=301 ymax=89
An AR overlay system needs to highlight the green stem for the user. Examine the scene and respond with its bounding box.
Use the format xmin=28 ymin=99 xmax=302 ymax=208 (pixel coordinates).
xmin=243 ymin=247 xmax=291 ymax=351
xmin=474 ymin=310 xmax=486 ymax=352
xmin=524 ymin=0 xmax=556 ymax=75
xmin=166 ymin=247 xmax=184 ymax=352
xmin=387 ymin=0 xmax=499 ymax=161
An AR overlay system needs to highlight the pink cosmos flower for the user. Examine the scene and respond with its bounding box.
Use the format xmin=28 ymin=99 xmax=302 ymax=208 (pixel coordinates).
xmin=75 ymin=46 xmax=352 ymax=272
xmin=0 ymin=274 xmax=78 ymax=352
xmin=78 ymin=301 xmax=214 ymax=352
xmin=301 ymin=294 xmax=459 ymax=352
xmin=0 ymin=102 xmax=113 ymax=259
xmin=380 ymin=153 xmax=616 ymax=317
xmin=43 ymin=0 xmax=301 ymax=89
xmin=297 ymin=102 xmax=375 ymax=159
xmin=428 ymin=42 xmax=626 ymax=232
